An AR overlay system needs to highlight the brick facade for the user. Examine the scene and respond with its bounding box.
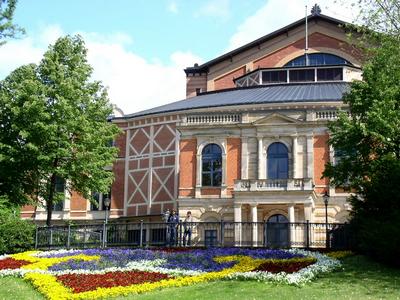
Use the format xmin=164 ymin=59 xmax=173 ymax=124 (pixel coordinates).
xmin=313 ymin=134 xmax=330 ymax=194
xmin=179 ymin=139 xmax=196 ymax=197
xmin=254 ymin=32 xmax=362 ymax=68
xmin=214 ymin=66 xmax=246 ymax=90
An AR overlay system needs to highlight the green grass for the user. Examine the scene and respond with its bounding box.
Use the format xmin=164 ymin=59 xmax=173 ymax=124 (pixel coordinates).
xmin=1 ymin=256 xmax=399 ymax=300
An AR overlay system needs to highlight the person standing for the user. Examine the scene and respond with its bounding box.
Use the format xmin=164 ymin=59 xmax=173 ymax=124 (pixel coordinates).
xmin=183 ymin=211 xmax=193 ymax=246
xmin=168 ymin=210 xmax=179 ymax=246
xmin=163 ymin=209 xmax=171 ymax=246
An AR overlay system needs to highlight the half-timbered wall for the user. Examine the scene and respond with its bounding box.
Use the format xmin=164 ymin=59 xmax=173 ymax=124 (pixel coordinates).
xmin=125 ymin=119 xmax=178 ymax=217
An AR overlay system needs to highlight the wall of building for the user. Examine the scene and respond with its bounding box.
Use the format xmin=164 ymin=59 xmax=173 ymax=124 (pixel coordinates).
xmin=125 ymin=117 xmax=178 ymax=217
xmin=186 ymin=73 xmax=207 ymax=98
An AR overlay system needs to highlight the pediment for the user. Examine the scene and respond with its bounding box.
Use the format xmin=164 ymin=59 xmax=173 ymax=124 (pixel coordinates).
xmin=253 ymin=113 xmax=300 ymax=125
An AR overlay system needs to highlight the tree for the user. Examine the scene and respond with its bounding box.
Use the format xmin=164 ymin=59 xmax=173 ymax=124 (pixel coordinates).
xmin=0 ymin=0 xmax=24 ymax=45
xmin=324 ymin=1 xmax=400 ymax=264
xmin=0 ymin=35 xmax=120 ymax=225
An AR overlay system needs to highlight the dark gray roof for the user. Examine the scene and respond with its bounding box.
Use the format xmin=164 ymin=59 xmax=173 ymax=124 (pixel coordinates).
xmin=119 ymin=82 xmax=349 ymax=119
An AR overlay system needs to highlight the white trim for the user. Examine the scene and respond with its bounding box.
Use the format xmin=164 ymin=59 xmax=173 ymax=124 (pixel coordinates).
xmin=123 ymin=128 xmax=130 ymax=216
xmin=196 ymin=138 xmax=227 ymax=193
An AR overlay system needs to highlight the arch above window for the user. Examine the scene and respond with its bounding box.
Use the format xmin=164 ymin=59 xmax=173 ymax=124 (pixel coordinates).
xmin=202 ymin=143 xmax=222 ymax=187
xmin=284 ymin=53 xmax=352 ymax=67
xmin=267 ymin=142 xmax=289 ymax=179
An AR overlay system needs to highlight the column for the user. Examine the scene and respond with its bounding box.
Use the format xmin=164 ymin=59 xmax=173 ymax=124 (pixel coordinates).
xmin=258 ymin=137 xmax=263 ymax=179
xmin=292 ymin=136 xmax=298 ymax=179
xmin=288 ymin=204 xmax=295 ymax=246
xmin=251 ymin=204 xmax=258 ymax=246
xmin=241 ymin=137 xmax=248 ymax=179
xmin=195 ymin=153 xmax=201 ymax=198
xmin=306 ymin=135 xmax=314 ymax=179
xmin=304 ymin=203 xmax=313 ymax=222
xmin=234 ymin=204 xmax=242 ymax=246
xmin=221 ymin=152 xmax=227 ymax=197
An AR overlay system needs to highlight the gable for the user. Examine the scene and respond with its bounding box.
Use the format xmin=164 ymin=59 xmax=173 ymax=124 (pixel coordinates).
xmin=253 ymin=113 xmax=300 ymax=125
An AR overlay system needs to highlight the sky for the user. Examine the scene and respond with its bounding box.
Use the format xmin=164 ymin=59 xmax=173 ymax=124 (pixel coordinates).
xmin=0 ymin=0 xmax=359 ymax=115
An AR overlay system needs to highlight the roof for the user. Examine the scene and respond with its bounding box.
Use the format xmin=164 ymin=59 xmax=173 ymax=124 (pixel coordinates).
xmin=117 ymin=82 xmax=349 ymax=119
xmin=184 ymin=14 xmax=349 ymax=74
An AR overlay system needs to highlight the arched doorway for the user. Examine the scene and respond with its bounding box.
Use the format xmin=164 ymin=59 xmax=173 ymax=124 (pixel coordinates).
xmin=266 ymin=214 xmax=289 ymax=248
xmin=267 ymin=143 xmax=289 ymax=179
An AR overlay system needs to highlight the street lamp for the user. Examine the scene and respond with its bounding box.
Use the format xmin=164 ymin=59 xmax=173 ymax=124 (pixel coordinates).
xmin=103 ymin=197 xmax=111 ymax=225
xmin=322 ymin=190 xmax=330 ymax=248
xmin=103 ymin=197 xmax=111 ymax=248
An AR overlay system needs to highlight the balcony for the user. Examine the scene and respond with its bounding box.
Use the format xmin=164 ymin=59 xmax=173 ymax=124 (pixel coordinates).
xmin=181 ymin=114 xmax=241 ymax=126
xmin=234 ymin=178 xmax=313 ymax=192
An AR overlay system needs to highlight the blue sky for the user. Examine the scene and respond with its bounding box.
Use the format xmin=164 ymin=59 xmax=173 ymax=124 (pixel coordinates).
xmin=1 ymin=0 xmax=358 ymax=114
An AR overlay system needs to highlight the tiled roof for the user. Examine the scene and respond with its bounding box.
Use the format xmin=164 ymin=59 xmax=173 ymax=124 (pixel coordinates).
xmin=119 ymin=82 xmax=349 ymax=119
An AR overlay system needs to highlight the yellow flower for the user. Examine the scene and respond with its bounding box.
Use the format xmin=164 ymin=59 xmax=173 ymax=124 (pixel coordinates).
xmin=11 ymin=251 xmax=100 ymax=270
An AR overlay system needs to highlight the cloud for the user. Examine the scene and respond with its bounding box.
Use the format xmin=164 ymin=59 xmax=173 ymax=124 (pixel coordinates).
xmin=0 ymin=25 xmax=203 ymax=115
xmin=195 ymin=0 xmax=230 ymax=20
xmin=226 ymin=0 xmax=360 ymax=51
xmin=167 ymin=1 xmax=178 ymax=14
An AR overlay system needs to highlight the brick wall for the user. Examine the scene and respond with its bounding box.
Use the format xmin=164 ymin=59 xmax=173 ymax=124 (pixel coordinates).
xmin=214 ymin=66 xmax=246 ymax=90
xmin=126 ymin=121 xmax=177 ymax=216
xmin=186 ymin=74 xmax=207 ymax=98
xmin=226 ymin=138 xmax=241 ymax=195
xmin=313 ymin=134 xmax=330 ymax=193
xmin=254 ymin=32 xmax=362 ymax=68
xmin=179 ymin=139 xmax=197 ymax=197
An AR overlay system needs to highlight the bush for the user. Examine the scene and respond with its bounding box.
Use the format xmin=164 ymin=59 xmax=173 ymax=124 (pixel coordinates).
xmin=0 ymin=209 xmax=35 ymax=254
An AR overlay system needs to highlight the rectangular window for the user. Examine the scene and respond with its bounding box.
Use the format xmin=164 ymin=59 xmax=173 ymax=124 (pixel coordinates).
xmin=151 ymin=228 xmax=167 ymax=245
xmin=205 ymin=229 xmax=218 ymax=247
xmin=262 ymin=70 xmax=287 ymax=84
xmin=317 ymin=68 xmax=343 ymax=81
xmin=52 ymin=177 xmax=65 ymax=211
xmin=289 ymin=69 xmax=315 ymax=82
xmin=90 ymin=192 xmax=102 ymax=211
xmin=90 ymin=190 xmax=111 ymax=211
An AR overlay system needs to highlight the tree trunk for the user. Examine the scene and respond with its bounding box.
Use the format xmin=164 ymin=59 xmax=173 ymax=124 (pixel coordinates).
xmin=46 ymin=172 xmax=57 ymax=226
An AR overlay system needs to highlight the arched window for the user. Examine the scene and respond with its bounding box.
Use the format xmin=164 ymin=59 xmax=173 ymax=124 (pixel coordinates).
xmin=267 ymin=142 xmax=289 ymax=179
xmin=202 ymin=144 xmax=222 ymax=187
xmin=285 ymin=53 xmax=352 ymax=67
xmin=267 ymin=214 xmax=288 ymax=223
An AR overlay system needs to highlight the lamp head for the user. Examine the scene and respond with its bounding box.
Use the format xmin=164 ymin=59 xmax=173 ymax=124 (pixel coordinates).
xmin=322 ymin=190 xmax=330 ymax=205
xmin=103 ymin=197 xmax=111 ymax=209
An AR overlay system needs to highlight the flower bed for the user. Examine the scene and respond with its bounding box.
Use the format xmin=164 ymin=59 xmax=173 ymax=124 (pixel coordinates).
xmin=0 ymin=248 xmax=341 ymax=299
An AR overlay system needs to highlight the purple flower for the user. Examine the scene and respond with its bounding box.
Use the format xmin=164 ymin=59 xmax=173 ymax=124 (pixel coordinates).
xmin=47 ymin=248 xmax=303 ymax=272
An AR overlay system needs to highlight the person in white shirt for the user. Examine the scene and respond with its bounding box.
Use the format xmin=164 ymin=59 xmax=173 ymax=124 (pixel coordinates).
xmin=183 ymin=211 xmax=193 ymax=246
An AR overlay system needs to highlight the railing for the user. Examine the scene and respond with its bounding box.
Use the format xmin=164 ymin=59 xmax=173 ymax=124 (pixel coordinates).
xmin=35 ymin=221 xmax=352 ymax=250
xmin=183 ymin=114 xmax=241 ymax=125
xmin=234 ymin=178 xmax=313 ymax=192
xmin=315 ymin=110 xmax=338 ymax=120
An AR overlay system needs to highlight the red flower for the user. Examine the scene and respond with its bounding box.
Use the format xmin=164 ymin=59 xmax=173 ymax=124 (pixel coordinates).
xmin=0 ymin=258 xmax=31 ymax=270
xmin=252 ymin=261 xmax=315 ymax=273
xmin=56 ymin=271 xmax=171 ymax=293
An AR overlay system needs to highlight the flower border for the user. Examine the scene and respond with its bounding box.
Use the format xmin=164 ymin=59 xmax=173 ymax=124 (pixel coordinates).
xmin=1 ymin=249 xmax=342 ymax=299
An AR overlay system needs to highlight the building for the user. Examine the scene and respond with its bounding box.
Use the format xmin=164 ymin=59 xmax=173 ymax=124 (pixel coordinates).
xmin=22 ymin=7 xmax=361 ymax=231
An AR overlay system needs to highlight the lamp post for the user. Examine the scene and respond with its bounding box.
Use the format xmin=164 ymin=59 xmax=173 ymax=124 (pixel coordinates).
xmin=322 ymin=191 xmax=330 ymax=248
xmin=103 ymin=197 xmax=111 ymax=247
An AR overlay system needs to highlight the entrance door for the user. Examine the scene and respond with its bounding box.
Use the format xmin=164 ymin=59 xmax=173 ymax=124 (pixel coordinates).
xmin=266 ymin=214 xmax=289 ymax=248
xmin=204 ymin=229 xmax=218 ymax=247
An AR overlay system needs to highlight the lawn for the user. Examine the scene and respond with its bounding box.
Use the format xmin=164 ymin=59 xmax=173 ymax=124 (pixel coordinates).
xmin=0 ymin=255 xmax=399 ymax=300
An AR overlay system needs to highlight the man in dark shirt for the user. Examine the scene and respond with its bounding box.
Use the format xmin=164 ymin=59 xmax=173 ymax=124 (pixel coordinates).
xmin=167 ymin=210 xmax=179 ymax=246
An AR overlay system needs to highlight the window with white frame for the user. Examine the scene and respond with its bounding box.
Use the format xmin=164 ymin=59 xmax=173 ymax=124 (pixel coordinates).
xmin=90 ymin=190 xmax=111 ymax=211
xmin=202 ymin=143 xmax=222 ymax=187
xmin=50 ymin=176 xmax=65 ymax=211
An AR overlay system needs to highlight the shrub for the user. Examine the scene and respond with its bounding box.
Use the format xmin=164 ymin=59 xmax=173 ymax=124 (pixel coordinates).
xmin=0 ymin=209 xmax=35 ymax=254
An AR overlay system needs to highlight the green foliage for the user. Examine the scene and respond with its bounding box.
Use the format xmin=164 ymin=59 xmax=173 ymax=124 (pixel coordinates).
xmin=0 ymin=35 xmax=121 ymax=224
xmin=323 ymin=33 xmax=400 ymax=264
xmin=0 ymin=208 xmax=35 ymax=254
xmin=0 ymin=0 xmax=24 ymax=45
